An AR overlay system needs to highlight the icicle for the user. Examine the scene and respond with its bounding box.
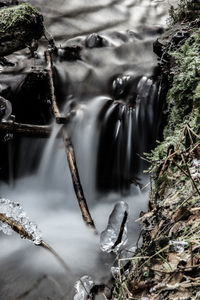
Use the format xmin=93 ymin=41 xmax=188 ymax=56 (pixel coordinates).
xmin=100 ymin=201 xmax=128 ymax=253
xmin=74 ymin=275 xmax=95 ymax=300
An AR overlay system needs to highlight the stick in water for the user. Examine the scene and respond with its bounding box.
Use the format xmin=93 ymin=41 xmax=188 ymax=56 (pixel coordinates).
xmin=45 ymin=49 xmax=97 ymax=233
xmin=0 ymin=212 xmax=69 ymax=271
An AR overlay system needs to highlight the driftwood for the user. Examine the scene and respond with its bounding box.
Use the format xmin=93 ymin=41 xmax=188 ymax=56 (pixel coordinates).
xmin=62 ymin=128 xmax=96 ymax=230
xmin=0 ymin=3 xmax=44 ymax=56
xmin=0 ymin=121 xmax=52 ymax=137
xmin=45 ymin=49 xmax=96 ymax=232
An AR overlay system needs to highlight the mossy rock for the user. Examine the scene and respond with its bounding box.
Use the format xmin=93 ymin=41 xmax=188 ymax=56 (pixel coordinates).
xmin=0 ymin=3 xmax=45 ymax=56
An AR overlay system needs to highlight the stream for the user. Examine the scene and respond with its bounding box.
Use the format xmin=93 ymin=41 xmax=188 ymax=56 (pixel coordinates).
xmin=0 ymin=0 xmax=177 ymax=299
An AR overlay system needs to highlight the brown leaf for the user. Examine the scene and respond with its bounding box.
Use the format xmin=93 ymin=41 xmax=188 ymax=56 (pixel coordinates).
xmin=151 ymin=225 xmax=159 ymax=239
xmin=168 ymin=221 xmax=185 ymax=237
xmin=168 ymin=271 xmax=183 ymax=285
xmin=168 ymin=290 xmax=191 ymax=300
xmin=171 ymin=206 xmax=190 ymax=223
xmin=130 ymin=280 xmax=151 ymax=295
xmin=186 ymin=211 xmax=200 ymax=226
xmin=168 ymin=252 xmax=180 ymax=270
xmin=135 ymin=211 xmax=154 ymax=222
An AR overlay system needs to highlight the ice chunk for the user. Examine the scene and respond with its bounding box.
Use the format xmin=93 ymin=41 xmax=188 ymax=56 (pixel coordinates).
xmin=0 ymin=198 xmax=42 ymax=245
xmin=100 ymin=201 xmax=128 ymax=253
xmin=74 ymin=275 xmax=95 ymax=300
xmin=111 ymin=246 xmax=136 ymax=278
xmin=111 ymin=266 xmax=120 ymax=279
xmin=169 ymin=240 xmax=188 ymax=254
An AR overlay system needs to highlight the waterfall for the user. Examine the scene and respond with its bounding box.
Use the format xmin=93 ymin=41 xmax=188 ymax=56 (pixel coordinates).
xmin=0 ymin=0 xmax=174 ymax=297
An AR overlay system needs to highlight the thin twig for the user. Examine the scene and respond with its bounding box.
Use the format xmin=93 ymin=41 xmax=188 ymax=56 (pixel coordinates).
xmin=0 ymin=213 xmax=70 ymax=272
xmin=181 ymin=154 xmax=200 ymax=196
xmin=45 ymin=49 xmax=97 ymax=233
xmin=62 ymin=128 xmax=97 ymax=232
xmin=45 ymin=50 xmax=70 ymax=124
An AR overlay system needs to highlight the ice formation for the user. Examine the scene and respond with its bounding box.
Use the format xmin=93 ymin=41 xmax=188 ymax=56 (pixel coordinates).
xmin=0 ymin=198 xmax=42 ymax=245
xmin=74 ymin=275 xmax=95 ymax=300
xmin=100 ymin=201 xmax=128 ymax=253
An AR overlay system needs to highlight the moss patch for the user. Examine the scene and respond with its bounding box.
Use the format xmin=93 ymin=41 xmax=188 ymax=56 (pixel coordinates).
xmin=0 ymin=3 xmax=45 ymax=56
xmin=168 ymin=0 xmax=200 ymax=25
xmin=112 ymin=10 xmax=200 ymax=300
xmin=149 ymin=29 xmax=200 ymax=171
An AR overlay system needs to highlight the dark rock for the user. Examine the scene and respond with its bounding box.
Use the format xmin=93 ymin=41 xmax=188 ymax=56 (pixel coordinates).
xmin=153 ymin=23 xmax=193 ymax=58
xmin=85 ymin=33 xmax=104 ymax=48
xmin=172 ymin=30 xmax=190 ymax=45
xmin=12 ymin=69 xmax=51 ymax=124
xmin=0 ymin=3 xmax=44 ymax=56
xmin=0 ymin=96 xmax=12 ymax=121
xmin=112 ymin=74 xmax=132 ymax=100
xmin=57 ymin=45 xmax=82 ymax=61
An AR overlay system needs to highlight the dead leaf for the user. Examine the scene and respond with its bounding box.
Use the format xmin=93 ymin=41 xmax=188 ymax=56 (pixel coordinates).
xmin=168 ymin=272 xmax=183 ymax=285
xmin=186 ymin=211 xmax=200 ymax=226
xmin=168 ymin=221 xmax=185 ymax=237
xmin=135 ymin=211 xmax=154 ymax=222
xmin=151 ymin=225 xmax=159 ymax=239
xmin=171 ymin=206 xmax=190 ymax=223
xmin=168 ymin=252 xmax=180 ymax=270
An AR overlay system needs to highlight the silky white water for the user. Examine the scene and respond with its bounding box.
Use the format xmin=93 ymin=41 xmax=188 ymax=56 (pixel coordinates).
xmin=0 ymin=99 xmax=149 ymax=299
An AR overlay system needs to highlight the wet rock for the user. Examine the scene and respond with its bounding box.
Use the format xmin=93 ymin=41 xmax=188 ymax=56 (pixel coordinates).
xmin=0 ymin=3 xmax=44 ymax=56
xmin=172 ymin=30 xmax=190 ymax=44
xmin=85 ymin=33 xmax=104 ymax=48
xmin=112 ymin=74 xmax=132 ymax=100
xmin=12 ymin=70 xmax=51 ymax=124
xmin=153 ymin=23 xmax=192 ymax=58
xmin=0 ymin=0 xmax=18 ymax=7
xmin=57 ymin=45 xmax=82 ymax=61
xmin=0 ymin=96 xmax=12 ymax=121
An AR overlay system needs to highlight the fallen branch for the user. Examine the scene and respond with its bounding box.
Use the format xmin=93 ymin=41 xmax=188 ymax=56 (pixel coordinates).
xmin=62 ymin=128 xmax=96 ymax=231
xmin=0 ymin=212 xmax=69 ymax=271
xmin=45 ymin=49 xmax=96 ymax=232
xmin=0 ymin=121 xmax=52 ymax=137
xmin=45 ymin=50 xmax=69 ymax=124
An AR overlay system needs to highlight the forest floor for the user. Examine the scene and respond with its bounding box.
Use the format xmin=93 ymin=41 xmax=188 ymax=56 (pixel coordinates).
xmin=113 ymin=2 xmax=200 ymax=299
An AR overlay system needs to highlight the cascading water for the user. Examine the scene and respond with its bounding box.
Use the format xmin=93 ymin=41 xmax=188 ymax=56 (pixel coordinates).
xmin=0 ymin=0 xmax=177 ymax=299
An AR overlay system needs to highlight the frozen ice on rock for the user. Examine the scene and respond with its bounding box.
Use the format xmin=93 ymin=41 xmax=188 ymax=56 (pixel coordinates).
xmin=169 ymin=240 xmax=188 ymax=253
xmin=193 ymin=159 xmax=200 ymax=167
xmin=111 ymin=266 xmax=120 ymax=279
xmin=74 ymin=275 xmax=95 ymax=300
xmin=0 ymin=198 xmax=42 ymax=245
xmin=111 ymin=246 xmax=136 ymax=278
xmin=100 ymin=201 xmax=128 ymax=253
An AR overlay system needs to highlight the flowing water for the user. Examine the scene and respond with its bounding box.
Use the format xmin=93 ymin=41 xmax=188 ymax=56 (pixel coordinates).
xmin=0 ymin=0 xmax=177 ymax=299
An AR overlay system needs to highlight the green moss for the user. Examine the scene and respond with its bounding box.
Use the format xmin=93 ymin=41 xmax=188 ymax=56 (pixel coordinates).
xmin=0 ymin=3 xmax=44 ymax=38
xmin=149 ymin=29 xmax=200 ymax=169
xmin=0 ymin=3 xmax=45 ymax=55
xmin=168 ymin=0 xmax=200 ymax=25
